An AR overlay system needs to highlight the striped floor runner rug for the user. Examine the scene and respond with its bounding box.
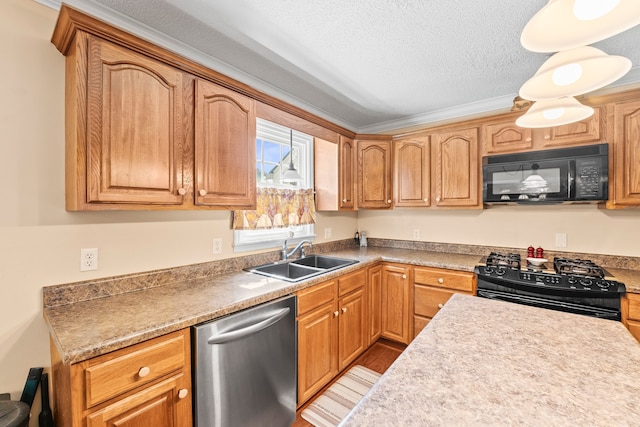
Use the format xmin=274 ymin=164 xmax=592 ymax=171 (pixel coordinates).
xmin=301 ymin=365 xmax=381 ymax=427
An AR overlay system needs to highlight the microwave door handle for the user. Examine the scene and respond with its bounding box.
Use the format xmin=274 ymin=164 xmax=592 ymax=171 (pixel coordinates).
xmin=568 ymin=160 xmax=576 ymax=199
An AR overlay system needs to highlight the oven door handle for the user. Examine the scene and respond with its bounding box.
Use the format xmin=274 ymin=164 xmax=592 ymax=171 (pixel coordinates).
xmin=476 ymin=289 xmax=620 ymax=320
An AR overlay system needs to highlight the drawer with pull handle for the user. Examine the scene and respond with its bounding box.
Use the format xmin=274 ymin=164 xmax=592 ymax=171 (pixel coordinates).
xmin=414 ymin=285 xmax=457 ymax=318
xmin=81 ymin=330 xmax=187 ymax=408
xmin=414 ymin=267 xmax=474 ymax=292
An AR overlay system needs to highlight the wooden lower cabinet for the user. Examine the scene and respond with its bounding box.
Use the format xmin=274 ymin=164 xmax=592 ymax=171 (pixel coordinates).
xmin=623 ymin=293 xmax=640 ymax=342
xmin=297 ymin=291 xmax=339 ymax=404
xmin=296 ymin=269 xmax=369 ymax=406
xmin=381 ymin=263 xmax=412 ymax=344
xmin=50 ymin=329 xmax=192 ymax=427
xmin=413 ymin=267 xmax=475 ymax=338
xmin=368 ymin=264 xmax=383 ymax=345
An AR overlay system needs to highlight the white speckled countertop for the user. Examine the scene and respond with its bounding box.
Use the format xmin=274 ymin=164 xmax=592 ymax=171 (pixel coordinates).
xmin=341 ymin=293 xmax=640 ymax=427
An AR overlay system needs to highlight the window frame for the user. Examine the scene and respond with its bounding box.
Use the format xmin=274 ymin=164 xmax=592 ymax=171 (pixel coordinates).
xmin=233 ymin=119 xmax=315 ymax=253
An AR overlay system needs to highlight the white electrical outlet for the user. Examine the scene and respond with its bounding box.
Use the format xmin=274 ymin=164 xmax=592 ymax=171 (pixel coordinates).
xmin=213 ymin=238 xmax=223 ymax=254
xmin=324 ymin=228 xmax=332 ymax=239
xmin=413 ymin=229 xmax=420 ymax=240
xmin=80 ymin=248 xmax=98 ymax=271
xmin=555 ymin=233 xmax=567 ymax=248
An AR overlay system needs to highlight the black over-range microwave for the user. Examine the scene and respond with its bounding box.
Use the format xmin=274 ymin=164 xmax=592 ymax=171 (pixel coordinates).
xmin=482 ymin=143 xmax=608 ymax=204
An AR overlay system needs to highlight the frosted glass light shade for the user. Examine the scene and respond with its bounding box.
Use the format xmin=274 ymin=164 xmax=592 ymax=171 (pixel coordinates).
xmin=519 ymin=46 xmax=631 ymax=100
xmin=521 ymin=0 xmax=640 ymax=52
xmin=515 ymin=97 xmax=594 ymax=128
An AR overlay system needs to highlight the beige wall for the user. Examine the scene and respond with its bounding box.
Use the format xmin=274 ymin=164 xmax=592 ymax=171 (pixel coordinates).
xmin=2 ymin=0 xmax=640 ymax=421
xmin=358 ymin=205 xmax=640 ymax=256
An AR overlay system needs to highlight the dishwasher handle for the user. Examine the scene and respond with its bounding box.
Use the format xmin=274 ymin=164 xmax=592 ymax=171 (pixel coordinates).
xmin=207 ymin=307 xmax=291 ymax=345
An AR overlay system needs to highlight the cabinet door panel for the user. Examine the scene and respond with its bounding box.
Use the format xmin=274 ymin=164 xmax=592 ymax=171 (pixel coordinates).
xmin=86 ymin=37 xmax=185 ymax=205
xmin=339 ymin=136 xmax=356 ymax=209
xmin=613 ymin=100 xmax=640 ymax=205
xmin=394 ymin=138 xmax=430 ymax=207
xmin=86 ymin=373 xmax=191 ymax=427
xmin=338 ymin=288 xmax=366 ymax=371
xmin=541 ymin=107 xmax=602 ymax=148
xmin=368 ymin=265 xmax=382 ymax=345
xmin=481 ymin=117 xmax=533 ymax=154
xmin=432 ymin=127 xmax=480 ymax=207
xmin=297 ymin=302 xmax=338 ymax=404
xmin=381 ymin=265 xmax=411 ymax=344
xmin=195 ymin=79 xmax=256 ymax=208
xmin=358 ymin=140 xmax=392 ymax=208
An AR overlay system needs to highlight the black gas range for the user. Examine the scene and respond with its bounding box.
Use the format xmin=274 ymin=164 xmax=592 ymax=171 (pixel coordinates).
xmin=474 ymin=252 xmax=626 ymax=320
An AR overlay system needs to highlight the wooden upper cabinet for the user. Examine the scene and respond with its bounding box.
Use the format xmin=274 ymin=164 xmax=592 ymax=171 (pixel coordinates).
xmin=481 ymin=113 xmax=533 ymax=155
xmin=431 ymin=127 xmax=481 ymax=208
xmin=339 ymin=136 xmax=357 ymax=209
xmin=610 ymin=99 xmax=640 ymax=206
xmin=394 ymin=137 xmax=430 ymax=207
xmin=481 ymin=108 xmax=604 ymax=156
xmin=314 ymin=138 xmax=339 ymax=211
xmin=195 ymin=79 xmax=256 ymax=208
xmin=538 ymin=106 xmax=603 ymax=149
xmin=357 ymin=139 xmax=393 ymax=209
xmin=75 ymin=35 xmax=187 ymax=209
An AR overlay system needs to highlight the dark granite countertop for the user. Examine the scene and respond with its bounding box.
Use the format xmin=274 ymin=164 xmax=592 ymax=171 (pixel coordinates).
xmin=43 ymin=243 xmax=640 ymax=365
xmin=43 ymin=247 xmax=482 ymax=364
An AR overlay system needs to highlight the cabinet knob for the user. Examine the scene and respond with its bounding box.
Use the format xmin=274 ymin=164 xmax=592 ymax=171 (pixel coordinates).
xmin=402 ymin=274 xmax=407 ymax=279
xmin=424 ymin=198 xmax=428 ymax=202
xmin=334 ymin=311 xmax=339 ymax=317
xmin=199 ymin=189 xmax=207 ymax=196
xmin=343 ymin=198 xmax=347 ymax=202
xmin=177 ymin=188 xmax=186 ymax=196
xmin=438 ymin=303 xmax=444 ymax=309
xmin=341 ymin=307 xmax=347 ymax=313
xmin=138 ymin=366 xmax=151 ymax=378
xmin=178 ymin=388 xmax=188 ymax=399
xmin=544 ymin=135 xmax=550 ymax=140
xmin=436 ymin=197 xmax=440 ymax=203
xmin=526 ymin=137 xmax=532 ymax=142
xmin=438 ymin=278 xmax=444 ymax=284
xmin=387 ymin=199 xmax=392 ymax=203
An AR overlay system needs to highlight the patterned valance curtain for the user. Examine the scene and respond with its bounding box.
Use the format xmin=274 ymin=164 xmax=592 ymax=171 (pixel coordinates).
xmin=233 ymin=188 xmax=316 ymax=230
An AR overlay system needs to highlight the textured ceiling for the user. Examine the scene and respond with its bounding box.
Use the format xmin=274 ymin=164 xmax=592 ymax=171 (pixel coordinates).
xmin=40 ymin=0 xmax=640 ymax=133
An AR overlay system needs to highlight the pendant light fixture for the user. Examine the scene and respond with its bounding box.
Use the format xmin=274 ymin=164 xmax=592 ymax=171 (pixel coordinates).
xmin=521 ymin=0 xmax=640 ymax=52
xmin=281 ymin=129 xmax=302 ymax=183
xmin=519 ymin=46 xmax=631 ymax=100
xmin=515 ymin=97 xmax=594 ymax=128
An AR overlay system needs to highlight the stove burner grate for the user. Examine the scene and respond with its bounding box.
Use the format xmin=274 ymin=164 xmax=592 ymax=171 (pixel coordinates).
xmin=485 ymin=252 xmax=521 ymax=270
xmin=553 ymin=258 xmax=605 ymax=279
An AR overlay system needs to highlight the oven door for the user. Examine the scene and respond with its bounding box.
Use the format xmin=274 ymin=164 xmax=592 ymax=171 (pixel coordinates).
xmin=476 ymin=288 xmax=620 ymax=320
xmin=483 ymin=158 xmax=573 ymax=203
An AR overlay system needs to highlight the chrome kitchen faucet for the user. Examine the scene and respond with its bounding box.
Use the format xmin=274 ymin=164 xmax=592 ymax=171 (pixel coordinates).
xmin=281 ymin=240 xmax=313 ymax=260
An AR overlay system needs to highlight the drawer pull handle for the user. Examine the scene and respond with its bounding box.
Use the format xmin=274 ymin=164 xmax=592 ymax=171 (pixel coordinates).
xmin=138 ymin=366 xmax=151 ymax=378
xmin=341 ymin=307 xmax=347 ymax=313
xmin=334 ymin=311 xmax=339 ymax=317
xmin=199 ymin=189 xmax=207 ymax=196
xmin=177 ymin=188 xmax=186 ymax=196
xmin=438 ymin=278 xmax=444 ymax=284
xmin=178 ymin=389 xmax=188 ymax=399
xmin=402 ymin=274 xmax=407 ymax=279
xmin=438 ymin=303 xmax=444 ymax=309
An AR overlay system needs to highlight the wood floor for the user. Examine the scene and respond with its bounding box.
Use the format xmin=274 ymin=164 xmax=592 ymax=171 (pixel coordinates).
xmin=291 ymin=339 xmax=406 ymax=427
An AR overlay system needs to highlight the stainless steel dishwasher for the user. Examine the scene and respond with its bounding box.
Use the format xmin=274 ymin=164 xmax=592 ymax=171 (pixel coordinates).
xmin=192 ymin=295 xmax=296 ymax=427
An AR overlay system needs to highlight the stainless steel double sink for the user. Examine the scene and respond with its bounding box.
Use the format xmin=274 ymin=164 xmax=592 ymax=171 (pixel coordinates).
xmin=246 ymin=255 xmax=359 ymax=282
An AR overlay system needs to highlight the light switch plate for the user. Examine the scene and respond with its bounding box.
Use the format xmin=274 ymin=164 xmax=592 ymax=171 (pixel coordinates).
xmin=555 ymin=233 xmax=567 ymax=248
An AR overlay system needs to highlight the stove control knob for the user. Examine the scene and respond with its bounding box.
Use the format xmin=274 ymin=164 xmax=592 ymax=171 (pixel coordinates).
xmin=496 ymin=267 xmax=506 ymax=276
xmin=580 ymin=278 xmax=593 ymax=287
xmin=568 ymin=276 xmax=577 ymax=284
xmin=484 ymin=266 xmax=494 ymax=274
xmin=596 ymin=281 xmax=610 ymax=289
